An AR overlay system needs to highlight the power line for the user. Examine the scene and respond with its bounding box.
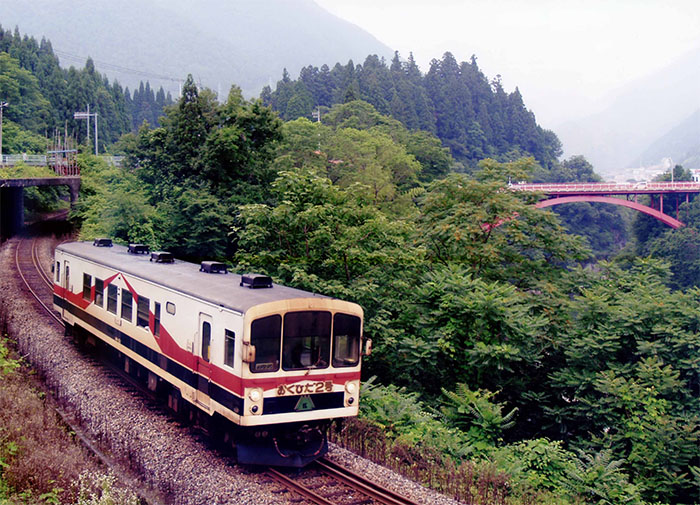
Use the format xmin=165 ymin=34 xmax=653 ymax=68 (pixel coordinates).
xmin=53 ymin=49 xmax=184 ymax=83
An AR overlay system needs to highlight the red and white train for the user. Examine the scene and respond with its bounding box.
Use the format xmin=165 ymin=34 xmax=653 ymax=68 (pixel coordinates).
xmin=53 ymin=239 xmax=366 ymax=466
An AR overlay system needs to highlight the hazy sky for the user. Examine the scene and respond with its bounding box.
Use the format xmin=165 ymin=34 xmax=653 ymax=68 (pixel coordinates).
xmin=314 ymin=0 xmax=700 ymax=129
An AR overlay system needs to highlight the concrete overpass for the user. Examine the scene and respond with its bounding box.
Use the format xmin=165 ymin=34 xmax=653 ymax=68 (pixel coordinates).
xmin=0 ymin=177 xmax=80 ymax=238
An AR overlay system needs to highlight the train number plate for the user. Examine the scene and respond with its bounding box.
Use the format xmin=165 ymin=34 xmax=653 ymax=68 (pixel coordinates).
xmin=277 ymin=380 xmax=333 ymax=396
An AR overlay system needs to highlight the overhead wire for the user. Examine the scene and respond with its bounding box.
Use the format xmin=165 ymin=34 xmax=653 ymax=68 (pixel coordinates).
xmin=53 ymin=49 xmax=184 ymax=83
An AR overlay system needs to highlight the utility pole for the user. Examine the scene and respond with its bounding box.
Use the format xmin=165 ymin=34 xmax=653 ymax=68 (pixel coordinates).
xmin=0 ymin=101 xmax=8 ymax=165
xmin=74 ymin=105 xmax=99 ymax=155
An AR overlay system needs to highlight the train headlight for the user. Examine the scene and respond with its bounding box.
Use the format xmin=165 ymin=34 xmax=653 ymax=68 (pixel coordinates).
xmin=248 ymin=389 xmax=262 ymax=402
xmin=344 ymin=380 xmax=359 ymax=407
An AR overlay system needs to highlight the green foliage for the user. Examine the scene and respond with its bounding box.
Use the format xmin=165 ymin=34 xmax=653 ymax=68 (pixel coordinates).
xmin=417 ymin=159 xmax=590 ymax=284
xmin=440 ymin=384 xmax=517 ymax=449
xmin=564 ymin=450 xmax=642 ymax=505
xmin=266 ymin=52 xmax=561 ymax=170
xmin=0 ymin=119 xmax=48 ymax=154
xmin=0 ymin=51 xmax=51 ymax=133
xmin=645 ymin=195 xmax=700 ymax=290
xmin=72 ymin=155 xmax=158 ymax=246
xmin=549 ymin=258 xmax=700 ymax=502
xmin=358 ymin=378 xmax=470 ymax=459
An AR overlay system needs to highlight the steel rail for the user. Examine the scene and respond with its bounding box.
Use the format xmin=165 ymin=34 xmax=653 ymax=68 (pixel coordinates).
xmin=15 ymin=237 xmax=63 ymax=326
xmin=31 ymin=238 xmax=54 ymax=288
xmin=265 ymin=467 xmax=336 ymax=505
xmin=315 ymin=457 xmax=420 ymax=505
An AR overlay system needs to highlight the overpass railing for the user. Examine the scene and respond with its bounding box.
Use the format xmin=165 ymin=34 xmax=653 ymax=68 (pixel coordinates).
xmin=1 ymin=154 xmax=48 ymax=166
xmin=0 ymin=154 xmax=123 ymax=170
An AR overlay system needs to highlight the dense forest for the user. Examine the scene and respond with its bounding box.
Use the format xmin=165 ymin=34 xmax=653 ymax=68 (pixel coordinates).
xmin=1 ymin=25 xmax=699 ymax=505
xmin=0 ymin=25 xmax=172 ymax=152
xmin=263 ymin=52 xmax=562 ymax=171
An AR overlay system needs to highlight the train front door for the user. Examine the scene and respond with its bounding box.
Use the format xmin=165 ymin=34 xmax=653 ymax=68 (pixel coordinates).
xmin=195 ymin=312 xmax=213 ymax=409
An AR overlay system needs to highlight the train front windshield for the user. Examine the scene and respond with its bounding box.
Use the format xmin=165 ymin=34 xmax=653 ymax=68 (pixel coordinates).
xmin=250 ymin=311 xmax=361 ymax=373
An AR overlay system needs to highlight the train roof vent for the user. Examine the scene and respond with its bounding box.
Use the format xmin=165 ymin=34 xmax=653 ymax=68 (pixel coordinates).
xmin=200 ymin=261 xmax=228 ymax=274
xmin=240 ymin=274 xmax=273 ymax=289
xmin=93 ymin=238 xmax=113 ymax=247
xmin=128 ymin=243 xmax=150 ymax=254
xmin=150 ymin=251 xmax=174 ymax=263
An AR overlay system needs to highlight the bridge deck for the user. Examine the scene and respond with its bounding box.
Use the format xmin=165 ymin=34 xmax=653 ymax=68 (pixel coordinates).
xmin=512 ymin=181 xmax=700 ymax=196
xmin=0 ymin=176 xmax=81 ymax=188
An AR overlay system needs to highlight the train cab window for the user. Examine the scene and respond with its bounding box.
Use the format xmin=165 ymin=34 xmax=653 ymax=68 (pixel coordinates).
xmin=154 ymin=302 xmax=161 ymax=336
xmin=94 ymin=279 xmax=104 ymax=307
xmin=332 ymin=313 xmax=361 ymax=368
xmin=201 ymin=321 xmax=211 ymax=362
xmin=121 ymin=291 xmax=133 ymax=322
xmin=224 ymin=330 xmax=235 ymax=367
xmin=55 ymin=262 xmax=60 ymax=283
xmin=250 ymin=315 xmax=281 ymax=373
xmin=166 ymin=302 xmax=176 ymax=315
xmin=137 ymin=296 xmax=149 ymax=328
xmin=83 ymin=274 xmax=92 ymax=301
xmin=282 ymin=311 xmax=331 ymax=371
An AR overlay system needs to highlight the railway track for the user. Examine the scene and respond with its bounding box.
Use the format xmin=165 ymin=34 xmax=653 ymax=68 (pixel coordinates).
xmin=14 ymin=236 xmax=62 ymax=325
xmin=265 ymin=457 xmax=420 ymax=505
xmin=13 ymin=235 xmax=424 ymax=505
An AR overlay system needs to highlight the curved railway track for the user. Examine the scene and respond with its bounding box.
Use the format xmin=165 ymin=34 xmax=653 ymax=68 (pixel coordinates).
xmin=14 ymin=236 xmax=62 ymax=325
xmin=13 ymin=235 xmax=423 ymax=505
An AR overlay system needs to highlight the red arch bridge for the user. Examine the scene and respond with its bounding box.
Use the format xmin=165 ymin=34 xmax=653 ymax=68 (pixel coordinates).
xmin=511 ymin=181 xmax=700 ymax=228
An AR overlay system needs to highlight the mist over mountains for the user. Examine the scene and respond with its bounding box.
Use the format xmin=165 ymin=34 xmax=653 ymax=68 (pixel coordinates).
xmin=0 ymin=0 xmax=392 ymax=99
xmin=556 ymin=45 xmax=700 ymax=176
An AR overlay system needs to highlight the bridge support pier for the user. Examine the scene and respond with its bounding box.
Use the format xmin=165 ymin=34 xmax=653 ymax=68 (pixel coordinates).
xmin=0 ymin=187 xmax=24 ymax=238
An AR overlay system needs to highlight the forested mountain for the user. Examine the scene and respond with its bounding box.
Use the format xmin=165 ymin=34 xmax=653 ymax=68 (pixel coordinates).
xmin=264 ymin=52 xmax=562 ymax=170
xmin=0 ymin=0 xmax=392 ymax=100
xmin=0 ymin=25 xmax=172 ymax=152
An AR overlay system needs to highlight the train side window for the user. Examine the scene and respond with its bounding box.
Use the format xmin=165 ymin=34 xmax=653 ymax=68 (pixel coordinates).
xmin=137 ymin=296 xmax=149 ymax=328
xmin=201 ymin=321 xmax=211 ymax=362
xmin=82 ymin=274 xmax=92 ymax=300
xmin=332 ymin=313 xmax=361 ymax=368
xmin=250 ymin=315 xmax=281 ymax=373
xmin=94 ymin=279 xmax=104 ymax=307
xmin=107 ymin=285 xmax=118 ymax=314
xmin=224 ymin=329 xmax=235 ymax=367
xmin=154 ymin=302 xmax=161 ymax=336
xmin=121 ymin=291 xmax=133 ymax=322
xmin=55 ymin=262 xmax=60 ymax=283
xmin=166 ymin=302 xmax=176 ymax=315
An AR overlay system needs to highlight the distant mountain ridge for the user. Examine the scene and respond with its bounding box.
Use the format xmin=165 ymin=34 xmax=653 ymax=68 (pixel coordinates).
xmin=636 ymin=108 xmax=700 ymax=169
xmin=0 ymin=0 xmax=392 ymax=99
xmin=555 ymin=45 xmax=700 ymax=176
